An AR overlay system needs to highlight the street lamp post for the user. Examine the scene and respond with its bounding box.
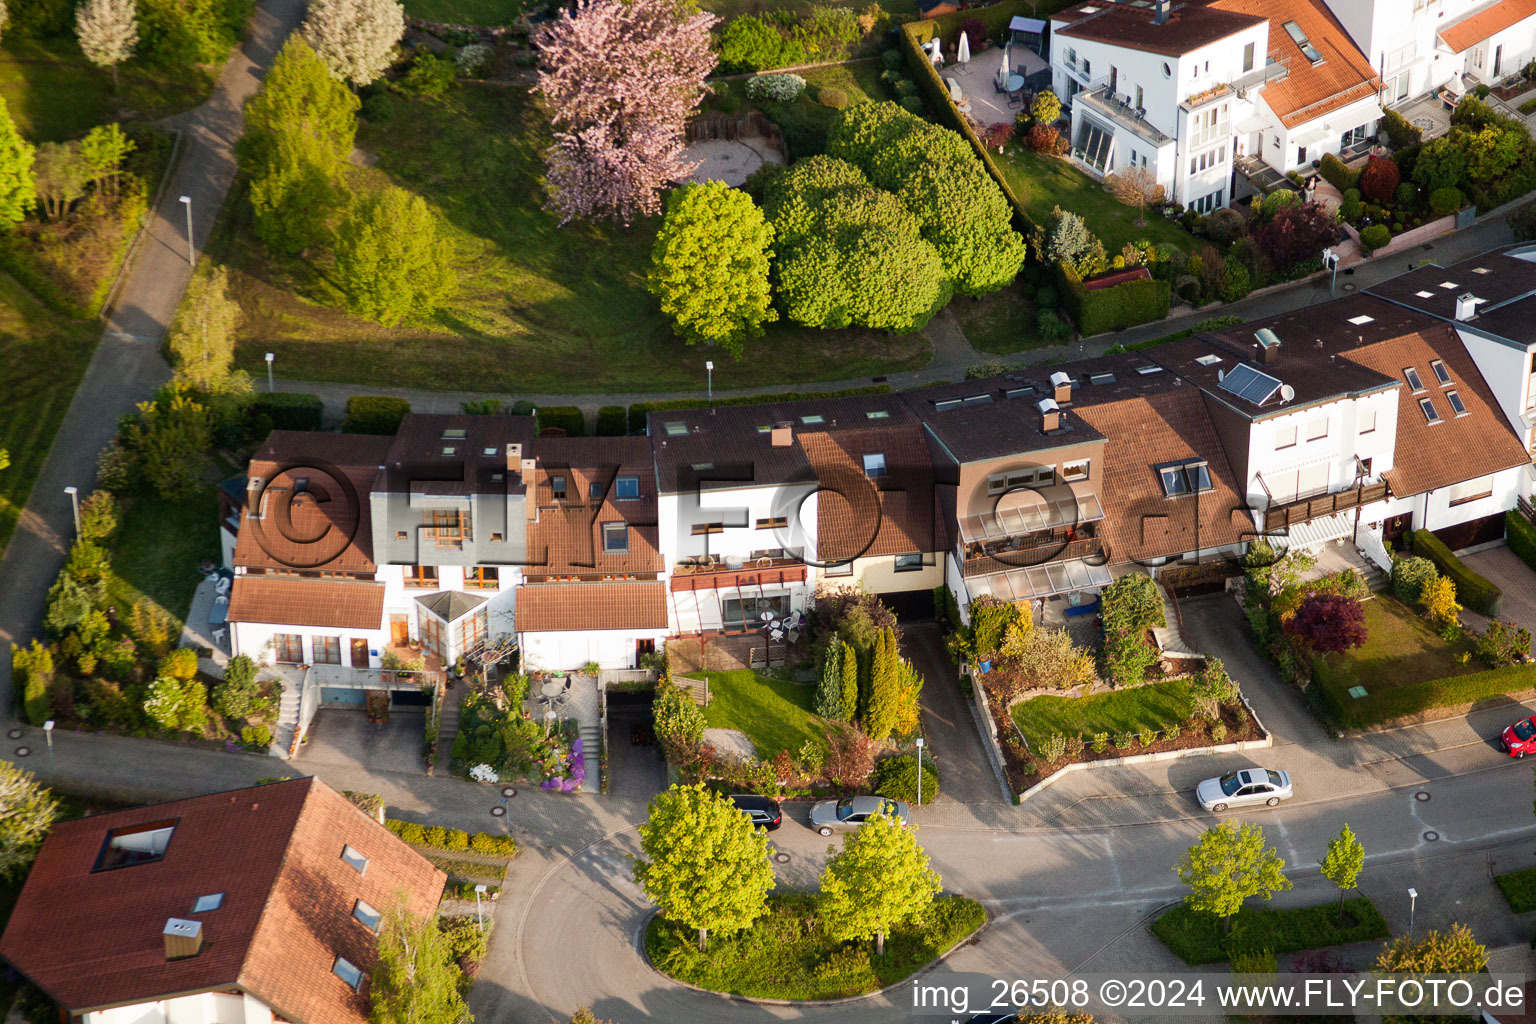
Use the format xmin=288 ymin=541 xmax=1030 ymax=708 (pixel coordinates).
xmin=474 ymin=883 xmax=488 ymax=932
xmin=706 ymin=360 xmax=714 ymax=406
xmin=265 ymin=352 xmax=275 ymax=392
xmin=1323 ymin=247 xmax=1339 ymax=296
xmin=915 ymin=736 xmax=925 ymax=807
xmin=1407 ymin=887 xmax=1418 ymax=938
xmin=178 ymin=195 xmax=195 ymax=269
xmin=42 ymin=720 xmax=54 ymax=768
xmin=63 ymin=486 xmax=80 ymax=537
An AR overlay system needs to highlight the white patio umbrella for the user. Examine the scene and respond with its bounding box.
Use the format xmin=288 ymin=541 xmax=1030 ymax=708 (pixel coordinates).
xmin=998 ymin=40 xmax=1010 ymax=88
xmin=957 ymin=29 xmax=971 ymax=64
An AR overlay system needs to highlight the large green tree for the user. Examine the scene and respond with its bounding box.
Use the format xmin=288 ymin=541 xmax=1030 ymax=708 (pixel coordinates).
xmin=0 ymin=96 xmax=35 ymax=228
xmin=168 ymin=266 xmax=250 ymax=395
xmin=838 ymin=640 xmax=858 ymax=726
xmin=1174 ymin=822 xmax=1291 ymax=932
xmin=814 ymin=641 xmax=846 ymax=721
xmin=12 ymin=641 xmax=54 ymax=727
xmin=334 ymin=185 xmax=457 ymax=326
xmin=652 ymin=681 xmax=705 ymax=765
xmin=0 ymin=761 xmax=58 ymax=881
xmin=122 ymin=392 xmax=210 ymax=500
xmin=819 ymin=809 xmax=940 ymax=955
xmin=633 ymin=782 xmax=774 ymax=951
xmin=369 ymin=897 xmax=472 ymax=1024
xmin=647 ymin=181 xmax=776 ymax=355
xmin=1319 ymin=823 xmax=1364 ymax=924
xmin=240 ymin=34 xmax=359 ymax=254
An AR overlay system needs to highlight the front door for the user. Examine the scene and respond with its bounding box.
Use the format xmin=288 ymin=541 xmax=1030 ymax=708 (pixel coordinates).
xmin=389 ymin=614 xmax=409 ymax=646
xmin=350 ymin=639 xmax=369 ymax=668
xmin=1383 ymin=512 xmax=1412 ymax=547
xmin=1494 ymin=44 xmax=1503 ymax=78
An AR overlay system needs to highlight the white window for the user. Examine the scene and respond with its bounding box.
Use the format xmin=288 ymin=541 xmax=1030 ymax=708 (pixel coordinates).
xmin=1448 ymin=475 xmax=1494 ymax=506
xmin=614 ymin=476 xmax=640 ymax=500
xmin=1306 ymin=417 xmax=1328 ymax=441
xmin=862 ymin=452 xmax=888 ymax=477
xmin=1419 ymin=397 xmax=1441 ymax=423
xmin=1430 ymin=359 xmax=1452 ymax=386
xmin=1446 ymin=390 xmax=1468 ymax=416
xmin=1274 ymin=424 xmax=1297 ymax=450
xmin=341 ymin=845 xmax=368 ymax=874
xmin=353 ymin=899 xmax=382 ymax=933
xmin=1359 ymin=409 xmax=1376 ymax=434
xmin=333 ymin=957 xmax=363 ymax=990
xmin=602 ymin=522 xmax=629 ymax=553
xmin=192 ymin=893 xmax=224 ymax=913
xmin=1061 ymin=459 xmax=1090 ymax=482
xmin=894 ymin=554 xmax=925 ymax=572
xmin=1404 ymin=367 xmax=1425 ymax=392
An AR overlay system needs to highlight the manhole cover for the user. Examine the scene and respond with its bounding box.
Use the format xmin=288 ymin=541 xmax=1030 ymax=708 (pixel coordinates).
xmin=1342 ymin=283 xmax=1356 ymax=292
xmin=13 ymin=747 xmax=28 ymax=757
xmin=1416 ymin=791 xmax=1431 ymax=802
xmin=1424 ymin=830 xmax=1440 ymax=842
xmin=774 ymin=853 xmax=790 ymax=864
xmin=501 ymin=787 xmax=517 ymax=799
xmin=6 ymin=728 xmax=22 ymax=740
xmin=490 ymin=806 xmax=506 ymax=817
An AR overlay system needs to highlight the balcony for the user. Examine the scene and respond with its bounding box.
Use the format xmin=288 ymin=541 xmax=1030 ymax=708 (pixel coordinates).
xmin=670 ymin=557 xmax=808 ymax=592
xmin=958 ymin=491 xmax=1106 ymax=545
xmin=962 ymin=524 xmax=1106 ymax=575
xmin=1076 ymin=84 xmax=1172 ymax=148
xmin=965 ymin=557 xmax=1115 ymax=603
xmin=1261 ymin=481 xmax=1389 ymax=533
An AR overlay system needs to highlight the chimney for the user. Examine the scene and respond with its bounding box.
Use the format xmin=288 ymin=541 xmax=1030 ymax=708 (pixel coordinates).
xmin=504 ymin=442 xmax=522 ymax=471
xmin=770 ymin=424 xmax=793 ymax=447
xmin=163 ymin=919 xmax=203 ymax=960
xmin=1049 ymin=371 xmax=1073 ymax=404
xmin=1253 ymin=327 xmax=1282 ymax=365
xmin=1154 ymin=0 xmax=1170 ymax=24
xmin=1455 ymin=292 xmax=1479 ymax=320
xmin=1038 ymin=398 xmax=1061 ymax=432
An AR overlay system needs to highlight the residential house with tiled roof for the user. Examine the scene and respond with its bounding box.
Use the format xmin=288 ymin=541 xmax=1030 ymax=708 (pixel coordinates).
xmin=0 ymin=777 xmax=444 ymax=1024
xmin=1050 ymin=0 xmax=1381 ymax=209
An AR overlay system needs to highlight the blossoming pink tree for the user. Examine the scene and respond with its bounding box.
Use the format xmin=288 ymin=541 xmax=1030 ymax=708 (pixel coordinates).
xmin=535 ymin=0 xmax=716 ymax=225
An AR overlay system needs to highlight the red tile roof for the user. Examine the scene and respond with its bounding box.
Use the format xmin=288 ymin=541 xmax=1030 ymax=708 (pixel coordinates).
xmin=525 ymin=436 xmax=664 ymax=576
xmin=1212 ymin=0 xmax=1380 ymax=127
xmin=228 ymin=577 xmax=387 ymax=630
xmin=0 ymin=778 xmax=443 ymax=1023
xmin=1439 ymin=0 xmax=1536 ymax=53
xmin=800 ymin=424 xmax=941 ymax=561
xmin=514 ymin=582 xmax=668 ymax=632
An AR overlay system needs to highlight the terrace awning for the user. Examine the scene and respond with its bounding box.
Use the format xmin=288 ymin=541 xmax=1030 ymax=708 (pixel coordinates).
xmin=963 ymin=557 xmax=1114 ymax=602
xmin=1009 ymin=15 xmax=1046 ymax=32
xmin=1291 ymin=124 xmax=1331 ymax=148
xmin=957 ymin=491 xmax=1106 ymax=544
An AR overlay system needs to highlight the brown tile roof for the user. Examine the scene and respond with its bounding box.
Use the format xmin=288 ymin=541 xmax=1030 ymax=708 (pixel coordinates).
xmin=233 ymin=432 xmax=391 ymax=574
xmin=1073 ymin=387 xmax=1251 ymax=562
xmin=1212 ymin=0 xmax=1379 ymax=126
xmin=1337 ymin=325 xmax=1530 ymax=496
xmin=1368 ymin=243 xmax=1536 ymax=342
xmin=0 ymin=778 xmax=443 ymax=1023
xmin=1439 ymin=0 xmax=1536 ymax=53
xmin=1054 ymin=0 xmax=1265 ymax=56
xmin=376 ymin=414 xmax=537 ymax=496
xmin=515 ymin=581 xmax=667 ymax=632
xmin=525 ymin=436 xmax=664 ymax=576
xmin=800 ymin=424 xmax=941 ymax=560
xmin=228 ymin=577 xmax=386 ymax=630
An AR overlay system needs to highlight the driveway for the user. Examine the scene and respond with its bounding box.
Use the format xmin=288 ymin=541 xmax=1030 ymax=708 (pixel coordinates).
xmin=299 ymin=709 xmax=428 ymax=775
xmin=902 ymin=623 xmax=1005 ymax=806
xmin=1460 ymin=544 xmax=1536 ymax=634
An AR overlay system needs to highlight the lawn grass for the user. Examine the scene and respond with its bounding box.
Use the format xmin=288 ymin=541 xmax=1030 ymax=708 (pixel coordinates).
xmin=217 ymin=84 xmax=929 ymax=394
xmin=1011 ymin=678 xmax=1193 ymax=747
xmin=951 ymin=284 xmax=1046 ymax=354
xmin=1312 ymin=594 xmax=1478 ymax=711
xmin=699 ymin=669 xmax=827 ymax=759
xmin=106 ymin=486 xmax=222 ymax=628
xmin=1151 ymin=897 xmax=1390 ymax=966
xmin=993 ymin=146 xmax=1198 ymax=257
xmin=647 ymin=892 xmax=984 ymax=999
xmin=0 ymin=275 xmax=100 ymax=558
xmin=0 ymin=37 xmax=214 ymax=142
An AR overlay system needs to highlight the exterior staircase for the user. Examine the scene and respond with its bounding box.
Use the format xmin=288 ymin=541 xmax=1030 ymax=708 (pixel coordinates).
xmin=1150 ymin=582 xmax=1203 ymax=660
xmin=271 ymin=675 xmax=301 ymax=759
xmin=432 ymin=687 xmax=463 ymax=775
xmin=578 ymin=723 xmax=602 ymax=793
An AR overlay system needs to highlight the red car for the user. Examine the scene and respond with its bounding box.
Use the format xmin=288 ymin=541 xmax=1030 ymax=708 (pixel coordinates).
xmin=1502 ymin=716 xmax=1536 ymax=757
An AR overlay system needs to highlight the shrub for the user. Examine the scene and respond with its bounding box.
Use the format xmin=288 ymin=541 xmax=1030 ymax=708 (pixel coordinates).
xmin=1475 ymin=618 xmax=1533 ymax=667
xmin=1090 ymin=732 xmax=1108 ymax=753
xmin=873 ymin=754 xmax=939 ymax=804
xmin=818 ymin=87 xmax=848 ymax=110
xmin=469 ymin=833 xmax=518 ymax=856
xmin=240 ymin=724 xmax=273 ymax=750
xmin=1035 ymin=307 xmax=1069 ymax=340
xmin=1209 ymin=721 xmax=1228 ymax=743
xmin=252 ymin=392 xmax=324 ymax=431
xmin=1339 ymin=198 xmax=1364 ymax=220
xmin=158 ymin=647 xmax=199 ymax=681
xmin=1359 ymin=156 xmax=1401 ymax=203
xmin=718 ymin=15 xmax=799 ymax=72
xmin=536 ymin=405 xmax=585 ymax=436
xmin=882 ymin=48 xmax=903 ymax=70
xmin=1395 ymin=181 xmax=1418 ymax=206
xmin=443 ymin=828 xmax=471 ymax=852
xmin=1382 ymin=108 xmax=1423 ymax=148
xmin=440 ymin=915 xmax=490 ymax=966
xmin=1360 ymin=224 xmax=1391 ymax=251
xmin=1411 ymin=529 xmax=1502 ymax=615
xmin=1030 ymin=89 xmax=1060 ymax=125
xmin=1035 ymin=284 xmax=1059 ymax=309
xmin=594 ymin=405 xmax=627 ymax=436
xmin=213 ymin=654 xmax=262 ymax=720
xmin=342 ymin=396 xmax=410 ymax=434
xmin=394 ymin=53 xmax=459 ymax=98
xmin=1342 ymin=663 xmax=1536 ymax=727
xmin=746 ymin=73 xmax=806 ymax=103
xmin=1390 ymin=554 xmax=1438 ymax=603
xmin=899 ymin=95 xmax=924 ymax=115
xmin=1026 ymin=123 xmax=1059 ymax=153
xmin=361 ymin=92 xmax=394 ymax=121
xmin=1509 ymin=510 xmax=1536 ymax=572
xmin=1037 ymin=733 xmax=1068 ymax=764
xmin=1318 ymin=152 xmax=1358 ymax=192
xmin=1058 ymin=261 xmax=1170 ymax=335
xmin=1113 ymin=731 xmax=1136 ymax=750
xmin=456 ymin=43 xmax=494 ymax=77
xmin=1514 ymin=201 xmax=1536 ymax=241
xmin=1204 ymin=207 xmax=1245 ymax=246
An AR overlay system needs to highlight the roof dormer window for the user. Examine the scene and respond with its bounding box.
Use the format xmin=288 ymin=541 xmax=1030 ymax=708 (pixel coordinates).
xmin=1403 ymin=367 xmax=1425 ymax=392
xmin=1430 ymin=359 xmax=1452 ymax=386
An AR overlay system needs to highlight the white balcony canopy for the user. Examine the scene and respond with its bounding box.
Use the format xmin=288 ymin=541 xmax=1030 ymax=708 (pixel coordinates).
xmin=965 ymin=558 xmax=1114 ymax=602
xmin=958 ymin=492 xmax=1106 ymax=544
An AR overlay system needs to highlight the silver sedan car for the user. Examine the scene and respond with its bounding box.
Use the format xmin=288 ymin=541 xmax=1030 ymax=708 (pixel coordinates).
xmin=1196 ymin=767 xmax=1294 ymax=812
xmin=808 ymin=795 xmax=910 ymax=836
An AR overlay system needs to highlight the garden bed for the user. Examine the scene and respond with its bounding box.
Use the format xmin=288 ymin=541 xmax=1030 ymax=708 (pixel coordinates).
xmin=645 ymin=893 xmax=985 ymax=1000
xmin=1150 ymin=897 xmax=1390 ymax=965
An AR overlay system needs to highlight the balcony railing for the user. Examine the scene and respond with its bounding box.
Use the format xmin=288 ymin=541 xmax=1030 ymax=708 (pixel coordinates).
xmin=1077 ymin=85 xmax=1172 ymax=146
xmin=963 ymin=534 xmax=1106 ymax=576
xmin=1262 ymin=481 xmax=1389 ymax=533
xmin=670 ymin=558 xmax=808 ymax=592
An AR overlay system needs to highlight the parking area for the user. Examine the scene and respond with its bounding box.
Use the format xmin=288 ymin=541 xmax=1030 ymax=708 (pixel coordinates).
xmin=902 ymin=622 xmax=1006 ymax=805
xmin=1459 ymin=544 xmax=1536 ymax=634
xmin=298 ymin=709 xmax=428 ymax=774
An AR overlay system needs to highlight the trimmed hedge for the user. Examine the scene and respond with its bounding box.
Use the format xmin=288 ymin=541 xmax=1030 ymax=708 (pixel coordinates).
xmin=1327 ymin=662 xmax=1536 ymax=728
xmin=536 ymin=405 xmax=585 ymax=436
xmin=627 ymin=384 xmax=892 ymax=434
xmin=1058 ymin=261 xmax=1171 ymax=336
xmin=1496 ymin=866 xmax=1536 ymax=912
xmin=252 ymin=392 xmax=324 ymax=431
xmin=1508 ymin=510 xmax=1536 ymax=573
xmin=1318 ymin=152 xmax=1359 ymax=193
xmin=1410 ymin=528 xmax=1502 ymax=614
xmin=385 ymin=817 xmax=518 ymax=857
xmin=595 ymin=405 xmax=628 ymax=436
xmin=342 ymin=395 xmax=411 ymax=435
xmin=1382 ymin=108 xmax=1423 ymax=149
xmin=1151 ymin=898 xmax=1389 ymax=965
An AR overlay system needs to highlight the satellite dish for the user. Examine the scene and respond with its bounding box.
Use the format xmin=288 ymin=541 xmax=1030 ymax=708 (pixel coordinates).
xmin=1280 ymin=384 xmax=1296 ymax=403
xmin=1217 ymin=369 xmax=1225 ymax=382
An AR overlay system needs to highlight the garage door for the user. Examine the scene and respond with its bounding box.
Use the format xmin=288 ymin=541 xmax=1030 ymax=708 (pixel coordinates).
xmin=321 ymin=688 xmax=366 ymax=706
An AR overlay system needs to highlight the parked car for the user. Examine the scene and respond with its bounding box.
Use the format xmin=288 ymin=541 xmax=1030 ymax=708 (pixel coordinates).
xmin=728 ymin=794 xmax=782 ymax=831
xmin=1196 ymin=767 xmax=1293 ymax=812
xmin=1501 ymin=715 xmax=1536 ymax=757
xmin=808 ymin=795 xmax=910 ymax=836
xmin=963 ymin=1015 xmax=1018 ymax=1023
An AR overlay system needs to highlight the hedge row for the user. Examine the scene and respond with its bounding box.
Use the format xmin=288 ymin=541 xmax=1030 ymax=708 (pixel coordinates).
xmin=384 ymin=817 xmax=518 ymax=857
xmin=1318 ymin=152 xmax=1359 ymax=194
xmin=1330 ymin=662 xmax=1536 ymax=729
xmin=595 ymin=405 xmax=627 ymax=436
xmin=342 ymin=395 xmax=412 ymax=435
xmin=1058 ymin=261 xmax=1172 ymax=336
xmin=1508 ymin=510 xmax=1536 ymax=574
xmin=1410 ymin=528 xmax=1502 ymax=615
xmin=626 ymin=384 xmax=891 ymax=434
xmin=536 ymin=405 xmax=585 ymax=436
xmin=253 ymin=392 xmax=325 ymax=432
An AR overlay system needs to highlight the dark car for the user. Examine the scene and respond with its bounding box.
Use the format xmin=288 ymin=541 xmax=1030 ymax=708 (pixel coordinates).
xmin=1502 ymin=715 xmax=1536 ymax=757
xmin=729 ymin=794 xmax=782 ymax=831
xmin=963 ymin=1015 xmax=1019 ymax=1023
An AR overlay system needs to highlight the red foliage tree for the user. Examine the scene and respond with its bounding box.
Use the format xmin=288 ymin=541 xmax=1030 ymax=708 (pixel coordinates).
xmin=1283 ymin=593 xmax=1368 ymax=654
xmin=1252 ymin=200 xmax=1342 ymax=273
xmin=1026 ymin=124 xmax=1059 ymax=153
xmin=960 ymin=18 xmax=987 ymax=51
xmin=1359 ymin=155 xmax=1401 ymax=204
xmin=982 ymin=121 xmax=1015 ymax=150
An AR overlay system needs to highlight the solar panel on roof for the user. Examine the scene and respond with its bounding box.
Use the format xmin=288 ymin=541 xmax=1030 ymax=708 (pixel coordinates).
xmin=1218 ymin=363 xmax=1283 ymax=406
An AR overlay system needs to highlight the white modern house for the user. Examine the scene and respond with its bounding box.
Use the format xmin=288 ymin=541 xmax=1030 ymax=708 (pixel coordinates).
xmin=1049 ymin=0 xmax=1382 ymax=208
